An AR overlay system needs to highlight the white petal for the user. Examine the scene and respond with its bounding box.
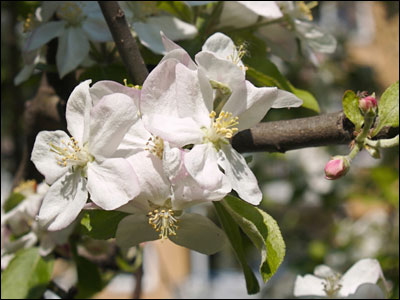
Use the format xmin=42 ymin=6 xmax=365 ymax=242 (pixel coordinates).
xmin=37 ymin=172 xmax=88 ymax=231
xmin=293 ymin=274 xmax=327 ymax=297
xmin=14 ymin=64 xmax=36 ymax=86
xmin=160 ymin=48 xmax=197 ymax=70
xmin=295 ymin=20 xmax=337 ymax=53
xmin=126 ymin=151 xmax=171 ymax=207
xmin=218 ymin=145 xmax=262 ymax=205
xmin=113 ymin=118 xmax=152 ymax=158
xmin=140 ymin=59 xmax=180 ymax=117
xmin=349 ymin=283 xmax=385 ymax=299
xmin=218 ymin=1 xmax=259 ymax=29
xmin=224 ymin=81 xmax=277 ymax=131
xmin=133 ymin=21 xmax=166 ymax=55
xmin=339 ymin=258 xmax=384 ymax=297
xmin=195 ymin=51 xmax=246 ymax=91
xmin=82 ymin=15 xmax=112 ymax=42
xmin=237 ymin=1 xmax=283 ymax=19
xmin=87 ymin=158 xmax=140 ymax=210
xmin=116 ymin=214 xmax=159 ymax=253
xmin=161 ymin=31 xmax=183 ymax=52
xmin=24 ymin=21 xmax=65 ymax=52
xmin=89 ymin=80 xmax=140 ymax=107
xmin=31 ymin=130 xmax=70 ymax=185
xmin=56 ymin=27 xmax=90 ymax=78
xmin=169 ymin=213 xmax=227 ymax=255
xmin=147 ymin=15 xmax=196 ymax=41
xmin=271 ymin=89 xmax=303 ymax=109
xmin=314 ymin=264 xmax=337 ymax=278
xmin=143 ymin=114 xmax=203 ymax=147
xmin=184 ymin=143 xmax=227 ymax=190
xmin=202 ymin=32 xmax=245 ymax=70
xmin=88 ymin=93 xmax=138 ymax=159
xmin=65 ymin=80 xmax=92 ymax=144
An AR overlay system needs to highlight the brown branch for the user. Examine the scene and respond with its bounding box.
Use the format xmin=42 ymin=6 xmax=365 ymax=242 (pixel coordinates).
xmin=232 ymin=111 xmax=399 ymax=153
xmin=98 ymin=1 xmax=149 ymax=85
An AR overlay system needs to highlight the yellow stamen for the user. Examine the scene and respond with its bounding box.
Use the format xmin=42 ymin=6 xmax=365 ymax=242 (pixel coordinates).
xmin=49 ymin=136 xmax=90 ymax=168
xmin=297 ymin=1 xmax=318 ymax=21
xmin=147 ymin=208 xmax=179 ymax=239
xmin=57 ymin=2 xmax=84 ymax=25
xmin=13 ymin=179 xmax=37 ymax=195
xmin=209 ymin=110 xmax=239 ymax=139
xmin=145 ymin=136 xmax=164 ymax=159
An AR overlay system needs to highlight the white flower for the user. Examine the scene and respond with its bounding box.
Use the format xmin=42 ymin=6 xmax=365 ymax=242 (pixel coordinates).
xmin=31 ymin=80 xmax=141 ymax=231
xmin=119 ymin=1 xmax=197 ymax=55
xmin=23 ymin=1 xmax=112 ymax=77
xmin=293 ymin=258 xmax=388 ymax=298
xmin=141 ymin=33 xmax=301 ymax=205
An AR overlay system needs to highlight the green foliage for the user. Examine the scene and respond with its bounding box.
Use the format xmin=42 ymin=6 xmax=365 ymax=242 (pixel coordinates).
xmin=157 ymin=1 xmax=194 ymax=24
xmin=372 ymin=81 xmax=399 ymax=137
xmin=213 ymin=201 xmax=260 ymax=294
xmin=3 ymin=192 xmax=25 ymax=213
xmin=80 ymin=210 xmax=129 ymax=240
xmin=1 ymin=247 xmax=54 ymax=299
xmin=74 ymin=255 xmax=103 ymax=299
xmin=222 ymin=195 xmax=286 ymax=283
xmin=342 ymin=90 xmax=364 ymax=130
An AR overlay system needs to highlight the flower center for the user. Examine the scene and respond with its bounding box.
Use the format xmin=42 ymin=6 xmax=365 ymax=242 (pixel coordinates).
xmin=145 ymin=136 xmax=164 ymax=159
xmin=14 ymin=179 xmax=37 ymax=195
xmin=147 ymin=208 xmax=179 ymax=239
xmin=23 ymin=13 xmax=36 ymax=33
xmin=226 ymin=44 xmax=248 ymax=72
xmin=296 ymin=1 xmax=318 ymax=21
xmin=322 ymin=274 xmax=342 ymax=298
xmin=203 ymin=111 xmax=239 ymax=149
xmin=57 ymin=2 xmax=85 ymax=26
xmin=49 ymin=137 xmax=91 ymax=168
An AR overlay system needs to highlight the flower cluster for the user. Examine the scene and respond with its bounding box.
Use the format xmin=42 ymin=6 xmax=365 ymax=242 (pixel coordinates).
xmin=29 ymin=32 xmax=302 ymax=254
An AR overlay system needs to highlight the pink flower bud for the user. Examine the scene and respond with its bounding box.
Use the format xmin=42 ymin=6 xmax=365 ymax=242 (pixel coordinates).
xmin=359 ymin=95 xmax=377 ymax=113
xmin=324 ymin=156 xmax=350 ymax=180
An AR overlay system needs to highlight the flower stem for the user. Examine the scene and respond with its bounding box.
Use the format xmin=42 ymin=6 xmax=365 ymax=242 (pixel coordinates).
xmin=365 ymin=135 xmax=399 ymax=148
xmin=355 ymin=110 xmax=375 ymax=144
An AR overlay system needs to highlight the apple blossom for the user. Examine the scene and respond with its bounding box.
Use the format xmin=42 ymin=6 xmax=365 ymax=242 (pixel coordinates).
xmin=324 ymin=156 xmax=350 ymax=180
xmin=119 ymin=1 xmax=197 ymax=55
xmin=31 ymin=80 xmax=141 ymax=231
xmin=23 ymin=1 xmax=113 ymax=78
xmin=293 ymin=258 xmax=388 ymax=298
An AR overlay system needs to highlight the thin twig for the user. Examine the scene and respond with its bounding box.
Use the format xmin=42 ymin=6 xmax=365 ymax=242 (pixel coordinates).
xmin=98 ymin=1 xmax=149 ymax=85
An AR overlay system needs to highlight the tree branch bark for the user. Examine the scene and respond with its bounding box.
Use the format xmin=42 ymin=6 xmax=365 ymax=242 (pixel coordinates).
xmin=232 ymin=111 xmax=399 ymax=153
xmin=98 ymin=1 xmax=149 ymax=85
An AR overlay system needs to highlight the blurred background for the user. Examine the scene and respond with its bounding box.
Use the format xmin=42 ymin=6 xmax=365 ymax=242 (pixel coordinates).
xmin=1 ymin=1 xmax=399 ymax=299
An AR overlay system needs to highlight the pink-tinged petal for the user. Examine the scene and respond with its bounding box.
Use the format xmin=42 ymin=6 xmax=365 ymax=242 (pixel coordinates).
xmin=271 ymin=89 xmax=303 ymax=109
xmin=175 ymin=64 xmax=210 ymax=127
xmin=224 ymin=81 xmax=277 ymax=131
xmin=161 ymin=31 xmax=183 ymax=52
xmin=218 ymin=145 xmax=262 ymax=205
xmin=161 ymin=48 xmax=197 ymax=70
xmin=31 ymin=130 xmax=70 ymax=185
xmin=237 ymin=1 xmax=283 ymax=19
xmin=24 ymin=21 xmax=65 ymax=52
xmin=141 ymin=59 xmax=180 ymax=118
xmin=113 ymin=118 xmax=152 ymax=158
xmin=66 ymin=80 xmax=92 ymax=145
xmin=184 ymin=143 xmax=227 ymax=190
xmin=87 ymin=158 xmax=140 ymax=210
xmin=126 ymin=151 xmax=171 ymax=207
xmin=339 ymin=259 xmax=385 ymax=297
xmin=143 ymin=114 xmax=203 ymax=147
xmin=37 ymin=172 xmax=88 ymax=231
xmin=116 ymin=214 xmax=159 ymax=253
xmin=195 ymin=51 xmax=246 ymax=90
xmin=88 ymin=93 xmax=138 ymax=159
xmin=293 ymin=274 xmax=327 ymax=297
xmin=56 ymin=27 xmax=90 ymax=78
xmin=198 ymin=67 xmax=214 ymax=112
xmin=90 ymin=80 xmax=140 ymax=107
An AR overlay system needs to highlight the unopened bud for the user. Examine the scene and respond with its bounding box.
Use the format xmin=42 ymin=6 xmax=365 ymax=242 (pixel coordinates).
xmin=324 ymin=156 xmax=350 ymax=180
xmin=359 ymin=95 xmax=377 ymax=114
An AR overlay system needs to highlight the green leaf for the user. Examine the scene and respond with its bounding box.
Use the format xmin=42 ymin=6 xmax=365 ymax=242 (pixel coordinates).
xmin=342 ymin=90 xmax=364 ymax=130
xmin=80 ymin=210 xmax=129 ymax=240
xmin=213 ymin=202 xmax=260 ymax=295
xmin=289 ymin=84 xmax=320 ymax=113
xmin=222 ymin=195 xmax=286 ymax=283
xmin=3 ymin=192 xmax=25 ymax=213
xmin=372 ymin=81 xmax=399 ymax=137
xmin=74 ymin=255 xmax=103 ymax=299
xmin=1 ymin=247 xmax=54 ymax=299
